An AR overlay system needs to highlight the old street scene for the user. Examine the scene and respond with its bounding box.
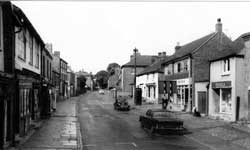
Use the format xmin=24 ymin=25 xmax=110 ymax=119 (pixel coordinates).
xmin=2 ymin=1 xmax=250 ymax=150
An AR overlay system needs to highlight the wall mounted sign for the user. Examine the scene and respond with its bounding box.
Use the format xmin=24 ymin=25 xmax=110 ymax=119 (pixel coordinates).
xmin=176 ymin=78 xmax=191 ymax=86
xmin=212 ymin=81 xmax=231 ymax=88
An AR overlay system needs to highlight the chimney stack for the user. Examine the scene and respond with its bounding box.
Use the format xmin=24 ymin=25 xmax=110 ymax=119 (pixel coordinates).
xmin=54 ymin=51 xmax=60 ymax=57
xmin=162 ymin=52 xmax=166 ymax=56
xmin=158 ymin=52 xmax=162 ymax=56
xmin=45 ymin=43 xmax=53 ymax=54
xmin=216 ymin=18 xmax=222 ymax=32
xmin=175 ymin=42 xmax=181 ymax=52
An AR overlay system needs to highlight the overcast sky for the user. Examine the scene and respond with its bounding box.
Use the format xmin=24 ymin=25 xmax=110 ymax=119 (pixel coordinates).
xmin=13 ymin=1 xmax=250 ymax=74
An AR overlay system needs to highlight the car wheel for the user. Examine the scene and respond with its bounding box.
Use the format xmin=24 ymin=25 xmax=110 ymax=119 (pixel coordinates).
xmin=149 ymin=126 xmax=155 ymax=136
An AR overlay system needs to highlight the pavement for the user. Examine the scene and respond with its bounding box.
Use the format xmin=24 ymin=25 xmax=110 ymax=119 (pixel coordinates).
xmin=8 ymin=96 xmax=82 ymax=150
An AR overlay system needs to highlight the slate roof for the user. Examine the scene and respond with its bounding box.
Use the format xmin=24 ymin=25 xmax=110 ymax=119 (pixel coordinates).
xmin=13 ymin=5 xmax=45 ymax=46
xmin=162 ymin=33 xmax=218 ymax=65
xmin=136 ymin=59 xmax=162 ymax=76
xmin=121 ymin=55 xmax=159 ymax=68
xmin=209 ymin=32 xmax=250 ymax=62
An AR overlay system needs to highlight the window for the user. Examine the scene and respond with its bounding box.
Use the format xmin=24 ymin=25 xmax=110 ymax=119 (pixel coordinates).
xmin=17 ymin=30 xmax=26 ymax=61
xmin=35 ymin=43 xmax=39 ymax=69
xmin=164 ymin=65 xmax=168 ymax=75
xmin=168 ymin=64 xmax=173 ymax=74
xmin=183 ymin=60 xmax=188 ymax=71
xmin=220 ymin=88 xmax=232 ymax=113
xmin=47 ymin=59 xmax=49 ymax=78
xmin=42 ymin=56 xmax=45 ymax=76
xmin=29 ymin=35 xmax=33 ymax=65
xmin=177 ymin=62 xmax=181 ymax=73
xmin=222 ymin=59 xmax=230 ymax=74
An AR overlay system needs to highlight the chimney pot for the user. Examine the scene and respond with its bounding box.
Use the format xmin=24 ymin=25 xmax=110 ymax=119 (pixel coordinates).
xmin=158 ymin=52 xmax=162 ymax=56
xmin=216 ymin=18 xmax=222 ymax=32
xmin=175 ymin=42 xmax=181 ymax=52
xmin=162 ymin=52 xmax=166 ymax=56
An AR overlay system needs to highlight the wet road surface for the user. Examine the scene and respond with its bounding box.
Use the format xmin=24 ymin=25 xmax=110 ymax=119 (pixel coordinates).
xmin=77 ymin=91 xmax=212 ymax=150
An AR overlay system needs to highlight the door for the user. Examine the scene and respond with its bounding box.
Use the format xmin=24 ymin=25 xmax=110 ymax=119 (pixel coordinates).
xmin=248 ymin=90 xmax=250 ymax=120
xmin=198 ymin=91 xmax=207 ymax=114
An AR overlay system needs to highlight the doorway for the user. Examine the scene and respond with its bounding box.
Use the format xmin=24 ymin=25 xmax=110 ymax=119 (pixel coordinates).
xmin=198 ymin=91 xmax=207 ymax=114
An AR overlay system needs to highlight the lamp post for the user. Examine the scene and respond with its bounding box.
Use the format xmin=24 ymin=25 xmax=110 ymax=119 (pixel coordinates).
xmin=133 ymin=47 xmax=138 ymax=105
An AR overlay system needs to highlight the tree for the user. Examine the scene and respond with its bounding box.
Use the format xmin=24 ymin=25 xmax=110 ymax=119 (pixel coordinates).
xmin=107 ymin=63 xmax=120 ymax=76
xmin=95 ymin=70 xmax=109 ymax=89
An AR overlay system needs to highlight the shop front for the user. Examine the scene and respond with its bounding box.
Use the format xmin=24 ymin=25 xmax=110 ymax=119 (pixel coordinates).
xmin=16 ymin=75 xmax=40 ymax=137
xmin=210 ymin=81 xmax=233 ymax=121
xmin=176 ymin=78 xmax=192 ymax=111
xmin=0 ymin=76 xmax=15 ymax=148
xmin=164 ymin=78 xmax=192 ymax=111
xmin=146 ymin=83 xmax=156 ymax=103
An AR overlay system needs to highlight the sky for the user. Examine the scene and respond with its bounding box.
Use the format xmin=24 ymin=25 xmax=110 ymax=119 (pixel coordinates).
xmin=12 ymin=1 xmax=250 ymax=74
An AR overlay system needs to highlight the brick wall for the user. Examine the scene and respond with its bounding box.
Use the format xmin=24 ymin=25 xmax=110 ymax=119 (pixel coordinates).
xmin=121 ymin=67 xmax=145 ymax=93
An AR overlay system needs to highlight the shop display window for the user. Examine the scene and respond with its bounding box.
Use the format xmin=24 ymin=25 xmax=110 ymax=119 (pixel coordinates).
xmin=220 ymin=88 xmax=232 ymax=113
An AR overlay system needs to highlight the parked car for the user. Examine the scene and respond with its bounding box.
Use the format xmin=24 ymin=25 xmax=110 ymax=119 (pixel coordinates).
xmin=113 ymin=96 xmax=130 ymax=111
xmin=99 ymin=89 xmax=104 ymax=95
xmin=139 ymin=109 xmax=184 ymax=136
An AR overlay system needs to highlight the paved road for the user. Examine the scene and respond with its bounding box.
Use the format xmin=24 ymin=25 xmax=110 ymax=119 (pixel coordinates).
xmin=77 ymin=91 xmax=212 ymax=150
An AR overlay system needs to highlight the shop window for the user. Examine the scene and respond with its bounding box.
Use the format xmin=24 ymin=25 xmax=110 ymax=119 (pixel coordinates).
xmin=222 ymin=59 xmax=230 ymax=75
xmin=220 ymin=88 xmax=232 ymax=114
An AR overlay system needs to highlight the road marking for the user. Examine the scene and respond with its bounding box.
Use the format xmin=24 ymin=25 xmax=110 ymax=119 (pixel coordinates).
xmin=184 ymin=135 xmax=217 ymax=150
xmin=83 ymin=144 xmax=97 ymax=147
xmin=115 ymin=142 xmax=138 ymax=148
xmin=132 ymin=142 xmax=138 ymax=147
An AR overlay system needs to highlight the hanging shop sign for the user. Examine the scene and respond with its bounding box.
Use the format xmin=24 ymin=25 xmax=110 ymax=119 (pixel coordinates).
xmin=176 ymin=78 xmax=191 ymax=86
xmin=212 ymin=81 xmax=231 ymax=88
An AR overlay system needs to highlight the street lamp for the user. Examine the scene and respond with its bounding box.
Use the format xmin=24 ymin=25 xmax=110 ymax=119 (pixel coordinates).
xmin=133 ymin=47 xmax=138 ymax=105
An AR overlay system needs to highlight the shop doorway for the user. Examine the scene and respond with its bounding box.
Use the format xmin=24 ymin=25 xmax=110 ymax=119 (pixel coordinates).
xmin=198 ymin=91 xmax=207 ymax=114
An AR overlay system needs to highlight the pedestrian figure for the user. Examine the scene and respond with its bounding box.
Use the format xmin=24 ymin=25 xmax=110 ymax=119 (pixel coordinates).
xmin=162 ymin=94 xmax=169 ymax=110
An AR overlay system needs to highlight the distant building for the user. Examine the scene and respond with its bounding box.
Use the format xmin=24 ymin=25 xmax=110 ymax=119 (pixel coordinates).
xmin=60 ymin=58 xmax=68 ymax=99
xmin=136 ymin=52 xmax=167 ymax=104
xmin=41 ymin=46 xmax=53 ymax=118
xmin=121 ymin=52 xmax=160 ymax=96
xmin=67 ymin=66 xmax=76 ymax=97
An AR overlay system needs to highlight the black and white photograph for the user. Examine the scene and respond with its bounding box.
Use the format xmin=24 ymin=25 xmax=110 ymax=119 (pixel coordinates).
xmin=1 ymin=0 xmax=250 ymax=149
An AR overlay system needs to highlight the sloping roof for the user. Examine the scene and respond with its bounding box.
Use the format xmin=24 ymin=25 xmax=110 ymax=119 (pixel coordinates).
xmin=162 ymin=33 xmax=216 ymax=64
xmin=121 ymin=55 xmax=159 ymax=68
xmin=209 ymin=32 xmax=250 ymax=62
xmin=137 ymin=57 xmax=168 ymax=76
xmin=13 ymin=5 xmax=45 ymax=46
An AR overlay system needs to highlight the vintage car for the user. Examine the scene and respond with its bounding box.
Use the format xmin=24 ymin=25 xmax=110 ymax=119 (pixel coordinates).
xmin=99 ymin=89 xmax=105 ymax=95
xmin=139 ymin=109 xmax=184 ymax=136
xmin=113 ymin=96 xmax=130 ymax=111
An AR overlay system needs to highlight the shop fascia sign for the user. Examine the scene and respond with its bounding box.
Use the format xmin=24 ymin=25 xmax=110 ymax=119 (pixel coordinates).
xmin=176 ymin=78 xmax=192 ymax=86
xmin=212 ymin=81 xmax=231 ymax=88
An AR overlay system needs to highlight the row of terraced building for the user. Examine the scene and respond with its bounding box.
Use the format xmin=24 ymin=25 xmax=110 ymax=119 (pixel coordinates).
xmin=121 ymin=18 xmax=250 ymax=123
xmin=0 ymin=2 xmax=78 ymax=148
